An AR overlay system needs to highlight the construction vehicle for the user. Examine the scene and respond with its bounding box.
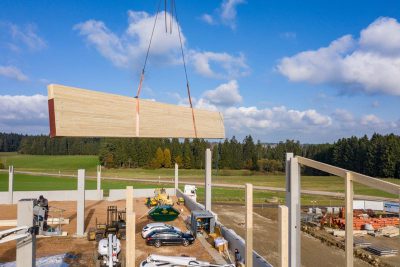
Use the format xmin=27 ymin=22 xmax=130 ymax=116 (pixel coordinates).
xmin=145 ymin=188 xmax=174 ymax=207
xmin=139 ymin=254 xmax=234 ymax=267
xmin=97 ymin=234 xmax=123 ymax=267
xmin=148 ymin=205 xmax=180 ymax=222
xmin=184 ymin=185 xmax=197 ymax=202
xmin=88 ymin=206 xmax=126 ymax=241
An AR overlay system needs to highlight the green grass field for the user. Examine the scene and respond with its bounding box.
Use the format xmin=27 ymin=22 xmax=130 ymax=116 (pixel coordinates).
xmin=0 ymin=152 xmax=399 ymax=201
xmin=0 ymin=152 xmax=99 ymax=172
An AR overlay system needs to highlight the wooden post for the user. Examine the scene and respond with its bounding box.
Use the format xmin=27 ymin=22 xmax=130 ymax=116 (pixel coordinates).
xmin=76 ymin=169 xmax=85 ymax=237
xmin=245 ymin=183 xmax=253 ymax=267
xmin=8 ymin=165 xmax=14 ymax=204
xmin=97 ymin=165 xmax=101 ymax=200
xmin=279 ymin=205 xmax=289 ymax=267
xmin=345 ymin=172 xmax=354 ymax=267
xmin=126 ymin=211 xmax=135 ymax=267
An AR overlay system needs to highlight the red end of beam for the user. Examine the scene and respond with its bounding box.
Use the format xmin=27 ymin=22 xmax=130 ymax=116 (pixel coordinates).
xmin=48 ymin=99 xmax=56 ymax=138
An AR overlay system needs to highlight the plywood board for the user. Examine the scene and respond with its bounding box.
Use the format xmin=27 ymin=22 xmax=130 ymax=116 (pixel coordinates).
xmin=48 ymin=84 xmax=225 ymax=138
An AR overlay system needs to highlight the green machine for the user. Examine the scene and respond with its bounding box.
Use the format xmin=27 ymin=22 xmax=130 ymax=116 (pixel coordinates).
xmin=148 ymin=205 xmax=180 ymax=221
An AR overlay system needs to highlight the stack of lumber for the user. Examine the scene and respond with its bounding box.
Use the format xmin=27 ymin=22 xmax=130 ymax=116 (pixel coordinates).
xmin=332 ymin=217 xmax=399 ymax=230
xmin=365 ymin=246 xmax=398 ymax=256
xmin=333 ymin=230 xmax=367 ymax=237
xmin=48 ymin=84 xmax=225 ymax=139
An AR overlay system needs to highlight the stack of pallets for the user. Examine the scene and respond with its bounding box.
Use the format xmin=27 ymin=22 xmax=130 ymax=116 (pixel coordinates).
xmin=353 ymin=237 xmax=372 ymax=248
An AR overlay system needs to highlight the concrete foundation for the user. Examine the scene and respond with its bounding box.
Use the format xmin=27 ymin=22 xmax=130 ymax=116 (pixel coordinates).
xmin=76 ymin=169 xmax=85 ymax=237
xmin=17 ymin=199 xmax=35 ymax=267
xmin=205 ymin=148 xmax=212 ymax=212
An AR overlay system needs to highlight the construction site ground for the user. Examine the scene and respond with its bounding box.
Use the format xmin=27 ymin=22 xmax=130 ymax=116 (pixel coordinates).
xmin=213 ymin=204 xmax=400 ymax=267
xmin=0 ymin=197 xmax=215 ymax=266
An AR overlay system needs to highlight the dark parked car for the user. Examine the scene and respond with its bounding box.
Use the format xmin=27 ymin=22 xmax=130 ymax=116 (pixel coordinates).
xmin=146 ymin=231 xmax=195 ymax=248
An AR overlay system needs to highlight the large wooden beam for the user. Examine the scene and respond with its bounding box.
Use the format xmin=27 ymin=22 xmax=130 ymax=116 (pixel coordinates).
xmin=48 ymin=84 xmax=225 ymax=139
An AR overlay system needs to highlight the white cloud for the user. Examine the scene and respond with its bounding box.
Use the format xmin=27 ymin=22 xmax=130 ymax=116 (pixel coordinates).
xmin=220 ymin=0 xmax=246 ymax=29
xmin=223 ymin=106 xmax=332 ymax=133
xmin=0 ymin=65 xmax=28 ymax=81
xmin=201 ymin=14 xmax=214 ymax=25
xmin=75 ymin=10 xmax=248 ymax=78
xmin=360 ymin=114 xmax=383 ymax=126
xmin=189 ymin=51 xmax=249 ymax=79
xmin=277 ymin=17 xmax=400 ymax=96
xmin=201 ymin=0 xmax=245 ymax=29
xmin=203 ymin=80 xmax=242 ymax=106
xmin=74 ymin=20 xmax=130 ymax=67
xmin=9 ymin=23 xmax=47 ymax=51
xmin=0 ymin=95 xmax=48 ymax=133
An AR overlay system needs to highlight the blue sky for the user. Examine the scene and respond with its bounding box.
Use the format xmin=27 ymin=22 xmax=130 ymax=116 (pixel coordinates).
xmin=0 ymin=0 xmax=399 ymax=143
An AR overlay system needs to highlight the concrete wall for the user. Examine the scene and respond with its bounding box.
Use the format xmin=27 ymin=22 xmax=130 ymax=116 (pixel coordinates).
xmin=176 ymin=189 xmax=205 ymax=211
xmin=217 ymin=222 xmax=273 ymax=267
xmin=108 ymin=188 xmax=175 ymax=201
xmin=0 ymin=190 xmax=103 ymax=204
xmin=176 ymin=189 xmax=271 ymax=267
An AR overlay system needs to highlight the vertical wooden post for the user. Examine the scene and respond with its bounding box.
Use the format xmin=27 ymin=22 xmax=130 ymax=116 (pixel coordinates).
xmin=126 ymin=211 xmax=135 ymax=267
xmin=245 ymin=183 xmax=253 ymax=267
xmin=345 ymin=172 xmax=354 ymax=267
xmin=8 ymin=165 xmax=14 ymax=204
xmin=205 ymin=148 xmax=212 ymax=211
xmin=76 ymin=169 xmax=85 ymax=237
xmin=279 ymin=205 xmax=289 ymax=267
xmin=97 ymin=165 xmax=101 ymax=200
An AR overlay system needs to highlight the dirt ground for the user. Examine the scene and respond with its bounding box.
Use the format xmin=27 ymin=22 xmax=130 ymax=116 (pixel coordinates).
xmin=213 ymin=204 xmax=399 ymax=267
xmin=0 ymin=198 xmax=214 ymax=266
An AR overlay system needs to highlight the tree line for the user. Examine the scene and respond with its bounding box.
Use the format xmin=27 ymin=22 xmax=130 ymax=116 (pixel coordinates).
xmin=1 ymin=132 xmax=399 ymax=178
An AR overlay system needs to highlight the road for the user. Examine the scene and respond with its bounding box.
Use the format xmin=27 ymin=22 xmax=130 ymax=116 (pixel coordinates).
xmin=0 ymin=169 xmax=397 ymax=201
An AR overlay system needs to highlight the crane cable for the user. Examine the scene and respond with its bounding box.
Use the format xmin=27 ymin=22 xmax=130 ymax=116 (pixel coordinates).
xmin=173 ymin=0 xmax=198 ymax=138
xmin=135 ymin=0 xmax=198 ymax=138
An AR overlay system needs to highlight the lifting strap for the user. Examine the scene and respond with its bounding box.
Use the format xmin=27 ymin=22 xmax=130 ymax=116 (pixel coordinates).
xmin=135 ymin=0 xmax=198 ymax=138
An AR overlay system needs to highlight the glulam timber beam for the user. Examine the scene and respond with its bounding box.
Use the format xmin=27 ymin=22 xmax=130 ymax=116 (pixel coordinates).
xmin=48 ymin=84 xmax=225 ymax=139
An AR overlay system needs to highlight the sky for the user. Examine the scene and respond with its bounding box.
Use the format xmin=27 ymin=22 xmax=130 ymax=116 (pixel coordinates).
xmin=0 ymin=0 xmax=399 ymax=143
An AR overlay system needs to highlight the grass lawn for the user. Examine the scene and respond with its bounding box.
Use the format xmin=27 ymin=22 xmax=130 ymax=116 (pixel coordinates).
xmin=0 ymin=173 xmax=170 ymax=193
xmin=0 ymin=152 xmax=99 ymax=172
xmin=0 ymin=153 xmax=398 ymax=199
xmin=0 ymin=173 xmax=346 ymax=205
